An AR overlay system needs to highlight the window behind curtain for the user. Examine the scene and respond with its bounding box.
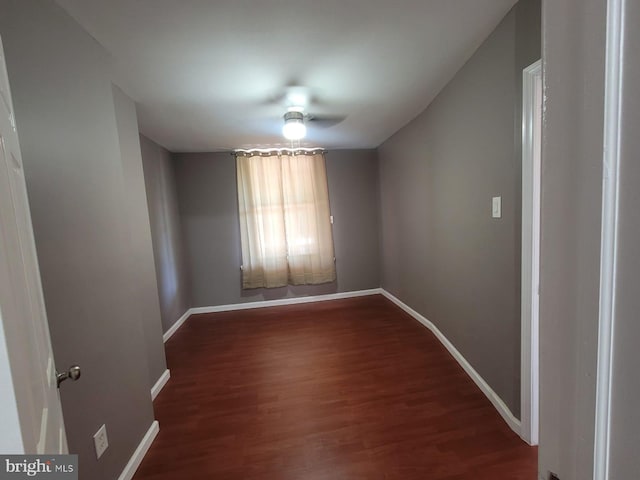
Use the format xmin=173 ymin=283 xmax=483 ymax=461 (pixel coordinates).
xmin=236 ymin=151 xmax=336 ymax=289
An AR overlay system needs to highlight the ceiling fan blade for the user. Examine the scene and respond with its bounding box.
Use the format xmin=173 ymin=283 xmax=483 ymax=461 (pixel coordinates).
xmin=306 ymin=114 xmax=347 ymax=128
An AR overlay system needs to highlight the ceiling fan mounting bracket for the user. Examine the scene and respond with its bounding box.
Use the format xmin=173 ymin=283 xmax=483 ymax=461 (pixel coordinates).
xmin=283 ymin=111 xmax=304 ymax=122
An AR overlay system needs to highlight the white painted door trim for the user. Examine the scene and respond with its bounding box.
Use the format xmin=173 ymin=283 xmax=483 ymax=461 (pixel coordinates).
xmin=520 ymin=58 xmax=542 ymax=446
xmin=594 ymin=0 xmax=625 ymax=478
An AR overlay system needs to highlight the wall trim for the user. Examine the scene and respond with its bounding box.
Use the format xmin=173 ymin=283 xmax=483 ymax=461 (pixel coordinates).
xmin=150 ymin=369 xmax=170 ymax=401
xmin=379 ymin=289 xmax=521 ymax=436
xmin=594 ymin=0 xmax=625 ymax=478
xmin=163 ymin=289 xmax=382 ymax=342
xmin=163 ymin=310 xmax=191 ymax=343
xmin=189 ymin=288 xmax=383 ymax=315
xmin=520 ymin=58 xmax=542 ymax=447
xmin=117 ymin=420 xmax=159 ymax=480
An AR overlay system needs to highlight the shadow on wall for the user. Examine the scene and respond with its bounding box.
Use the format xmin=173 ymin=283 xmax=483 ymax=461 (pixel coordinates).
xmin=157 ymin=156 xmax=179 ymax=308
xmin=139 ymin=135 xmax=191 ymax=333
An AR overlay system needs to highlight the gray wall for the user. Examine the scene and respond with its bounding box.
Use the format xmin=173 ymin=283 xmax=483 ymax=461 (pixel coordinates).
xmin=377 ymin=0 xmax=540 ymax=418
xmin=112 ymin=87 xmax=167 ymax=389
xmin=609 ymin=2 xmax=640 ymax=477
xmin=540 ymin=0 xmax=640 ymax=478
xmin=326 ymin=150 xmax=381 ymax=293
xmin=0 ymin=1 xmax=160 ymax=478
xmin=140 ymin=135 xmax=191 ymax=333
xmin=173 ymin=150 xmax=380 ymax=308
xmin=538 ymin=0 xmax=605 ymax=477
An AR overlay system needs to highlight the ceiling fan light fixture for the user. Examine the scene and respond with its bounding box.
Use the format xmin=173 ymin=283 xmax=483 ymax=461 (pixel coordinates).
xmin=282 ymin=111 xmax=306 ymax=140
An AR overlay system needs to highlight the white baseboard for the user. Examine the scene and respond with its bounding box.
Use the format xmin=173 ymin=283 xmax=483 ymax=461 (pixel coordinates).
xmin=163 ymin=290 xmax=382 ymax=343
xmin=117 ymin=420 xmax=159 ymax=480
xmin=379 ymin=289 xmax=521 ymax=436
xmin=151 ymin=369 xmax=170 ymax=401
xmin=189 ymin=288 xmax=383 ymax=315
xmin=163 ymin=310 xmax=190 ymax=343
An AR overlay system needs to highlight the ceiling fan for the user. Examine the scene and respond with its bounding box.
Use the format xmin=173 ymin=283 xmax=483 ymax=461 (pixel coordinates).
xmin=272 ymin=86 xmax=347 ymax=140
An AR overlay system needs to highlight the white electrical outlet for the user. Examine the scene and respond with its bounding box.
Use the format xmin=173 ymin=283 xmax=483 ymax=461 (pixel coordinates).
xmin=93 ymin=424 xmax=109 ymax=459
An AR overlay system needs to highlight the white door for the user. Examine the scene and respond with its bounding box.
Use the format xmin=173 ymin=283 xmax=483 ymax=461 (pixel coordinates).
xmin=0 ymin=34 xmax=68 ymax=454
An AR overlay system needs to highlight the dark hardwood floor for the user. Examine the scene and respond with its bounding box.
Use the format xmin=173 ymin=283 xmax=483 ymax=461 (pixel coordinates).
xmin=133 ymin=295 xmax=537 ymax=479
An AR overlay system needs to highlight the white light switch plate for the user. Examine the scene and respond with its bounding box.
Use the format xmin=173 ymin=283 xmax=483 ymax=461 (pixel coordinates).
xmin=93 ymin=424 xmax=109 ymax=459
xmin=492 ymin=196 xmax=502 ymax=218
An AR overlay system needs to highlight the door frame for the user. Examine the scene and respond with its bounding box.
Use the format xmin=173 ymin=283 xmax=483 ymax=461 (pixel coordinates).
xmin=594 ymin=0 xmax=625 ymax=477
xmin=520 ymin=59 xmax=542 ymax=446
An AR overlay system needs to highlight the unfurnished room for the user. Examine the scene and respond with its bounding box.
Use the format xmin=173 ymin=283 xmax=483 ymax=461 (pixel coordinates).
xmin=1 ymin=1 xmax=639 ymax=480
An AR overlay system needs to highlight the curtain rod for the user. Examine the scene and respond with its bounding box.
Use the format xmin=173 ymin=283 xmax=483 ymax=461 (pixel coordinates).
xmin=232 ymin=147 xmax=326 ymax=157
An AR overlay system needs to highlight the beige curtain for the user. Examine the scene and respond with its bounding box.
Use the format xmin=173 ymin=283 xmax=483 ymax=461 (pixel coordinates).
xmin=236 ymin=151 xmax=336 ymax=289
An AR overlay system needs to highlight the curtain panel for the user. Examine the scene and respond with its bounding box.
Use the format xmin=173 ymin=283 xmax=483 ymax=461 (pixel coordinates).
xmin=236 ymin=151 xmax=336 ymax=289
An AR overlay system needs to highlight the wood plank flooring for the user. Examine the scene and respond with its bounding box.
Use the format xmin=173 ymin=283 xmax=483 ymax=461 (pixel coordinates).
xmin=133 ymin=295 xmax=537 ymax=479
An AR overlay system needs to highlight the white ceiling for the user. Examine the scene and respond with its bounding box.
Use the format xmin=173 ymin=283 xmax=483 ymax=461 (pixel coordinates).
xmin=56 ymin=0 xmax=517 ymax=152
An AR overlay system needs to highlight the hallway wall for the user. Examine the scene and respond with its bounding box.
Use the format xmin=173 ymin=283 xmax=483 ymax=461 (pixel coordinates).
xmin=113 ymin=87 xmax=167 ymax=391
xmin=538 ymin=0 xmax=605 ymax=477
xmin=140 ymin=135 xmax=191 ymax=334
xmin=377 ymin=0 xmax=540 ymax=418
xmin=0 ymin=1 xmax=163 ymax=478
